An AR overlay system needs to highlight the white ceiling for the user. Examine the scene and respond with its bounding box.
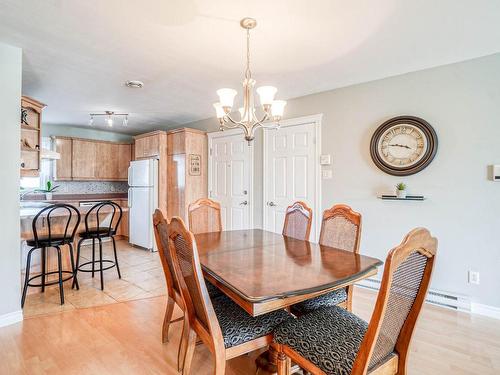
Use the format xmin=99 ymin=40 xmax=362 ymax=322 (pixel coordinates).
xmin=1 ymin=0 xmax=500 ymax=134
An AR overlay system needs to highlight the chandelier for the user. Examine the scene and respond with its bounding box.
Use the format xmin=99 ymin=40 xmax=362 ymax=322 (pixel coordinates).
xmin=89 ymin=111 xmax=129 ymax=127
xmin=213 ymin=18 xmax=286 ymax=142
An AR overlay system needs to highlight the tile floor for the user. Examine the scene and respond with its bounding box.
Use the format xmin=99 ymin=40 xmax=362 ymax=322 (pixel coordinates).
xmin=22 ymin=240 xmax=166 ymax=318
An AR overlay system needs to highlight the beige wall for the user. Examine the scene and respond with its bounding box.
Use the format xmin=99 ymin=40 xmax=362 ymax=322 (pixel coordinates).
xmin=0 ymin=42 xmax=22 ymax=321
xmin=183 ymin=53 xmax=500 ymax=309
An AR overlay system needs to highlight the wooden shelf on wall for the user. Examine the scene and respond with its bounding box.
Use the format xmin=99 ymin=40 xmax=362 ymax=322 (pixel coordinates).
xmin=20 ymin=96 xmax=46 ymax=177
xmin=21 ymin=124 xmax=40 ymax=131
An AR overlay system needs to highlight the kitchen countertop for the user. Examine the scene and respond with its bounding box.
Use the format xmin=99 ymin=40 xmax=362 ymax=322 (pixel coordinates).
xmin=21 ymin=192 xmax=128 ymax=202
xmin=20 ymin=193 xmax=129 ymax=219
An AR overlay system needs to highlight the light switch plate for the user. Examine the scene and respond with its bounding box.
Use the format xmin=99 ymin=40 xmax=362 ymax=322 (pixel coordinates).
xmin=322 ymin=170 xmax=333 ymax=179
xmin=320 ymin=154 xmax=332 ymax=166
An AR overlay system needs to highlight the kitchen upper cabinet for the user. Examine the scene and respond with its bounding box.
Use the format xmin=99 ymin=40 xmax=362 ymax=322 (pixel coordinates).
xmin=54 ymin=137 xmax=72 ymax=180
xmin=95 ymin=142 xmax=117 ymax=180
xmin=117 ymin=144 xmax=132 ymax=179
xmin=54 ymin=137 xmax=131 ymax=181
xmin=134 ymin=132 xmax=161 ymax=159
xmin=72 ymin=139 xmax=97 ymax=180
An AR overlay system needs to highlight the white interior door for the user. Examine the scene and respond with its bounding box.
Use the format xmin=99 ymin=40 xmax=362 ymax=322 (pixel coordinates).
xmin=263 ymin=120 xmax=319 ymax=241
xmin=209 ymin=132 xmax=253 ymax=230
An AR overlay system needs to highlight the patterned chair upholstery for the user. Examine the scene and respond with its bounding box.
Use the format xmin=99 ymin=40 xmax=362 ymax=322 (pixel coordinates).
xmin=213 ymin=295 xmax=292 ymax=348
xmin=291 ymin=288 xmax=347 ymax=315
xmin=274 ymin=306 xmax=368 ymax=375
xmin=274 ymin=229 xmax=437 ymax=375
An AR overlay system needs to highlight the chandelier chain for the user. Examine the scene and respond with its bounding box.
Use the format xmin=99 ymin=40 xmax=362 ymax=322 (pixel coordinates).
xmin=245 ymin=28 xmax=251 ymax=80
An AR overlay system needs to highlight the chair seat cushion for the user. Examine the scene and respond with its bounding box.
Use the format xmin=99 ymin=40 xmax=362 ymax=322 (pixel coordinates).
xmin=205 ymin=280 xmax=223 ymax=298
xmin=212 ymin=295 xmax=293 ymax=349
xmin=79 ymin=227 xmax=115 ymax=238
xmin=26 ymin=235 xmax=72 ymax=247
xmin=292 ymin=288 xmax=347 ymax=315
xmin=274 ymin=305 xmax=368 ymax=375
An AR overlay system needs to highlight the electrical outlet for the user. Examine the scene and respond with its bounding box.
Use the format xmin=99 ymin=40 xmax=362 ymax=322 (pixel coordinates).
xmin=468 ymin=270 xmax=480 ymax=285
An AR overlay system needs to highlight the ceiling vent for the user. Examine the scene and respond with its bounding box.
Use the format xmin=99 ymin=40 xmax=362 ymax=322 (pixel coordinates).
xmin=125 ymin=80 xmax=144 ymax=88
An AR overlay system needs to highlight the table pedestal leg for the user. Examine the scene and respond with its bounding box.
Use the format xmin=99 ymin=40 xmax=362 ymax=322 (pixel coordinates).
xmin=255 ymin=345 xmax=301 ymax=375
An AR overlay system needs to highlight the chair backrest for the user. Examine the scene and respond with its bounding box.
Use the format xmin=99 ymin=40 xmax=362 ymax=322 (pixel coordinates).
xmin=188 ymin=198 xmax=222 ymax=234
xmin=167 ymin=216 xmax=224 ymax=346
xmin=319 ymin=204 xmax=361 ymax=253
xmin=32 ymin=203 xmax=81 ymax=247
xmin=152 ymin=209 xmax=181 ymax=299
xmin=83 ymin=201 xmax=122 ymax=237
xmin=352 ymin=228 xmax=438 ymax=375
xmin=282 ymin=201 xmax=312 ymax=240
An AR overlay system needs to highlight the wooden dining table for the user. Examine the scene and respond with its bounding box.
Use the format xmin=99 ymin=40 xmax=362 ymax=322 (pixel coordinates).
xmin=194 ymin=229 xmax=383 ymax=373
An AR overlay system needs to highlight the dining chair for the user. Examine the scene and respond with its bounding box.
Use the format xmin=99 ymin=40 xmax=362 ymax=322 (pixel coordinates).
xmin=153 ymin=209 xmax=187 ymax=370
xmin=291 ymin=204 xmax=361 ymax=315
xmin=282 ymin=201 xmax=313 ymax=241
xmin=167 ymin=216 xmax=293 ymax=375
xmin=152 ymin=209 xmax=224 ymax=371
xmin=22 ymin=204 xmax=80 ymax=307
xmin=272 ymin=227 xmax=437 ymax=375
xmin=188 ymin=198 xmax=222 ymax=234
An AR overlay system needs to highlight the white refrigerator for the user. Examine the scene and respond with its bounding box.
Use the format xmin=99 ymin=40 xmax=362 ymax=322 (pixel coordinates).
xmin=128 ymin=159 xmax=158 ymax=251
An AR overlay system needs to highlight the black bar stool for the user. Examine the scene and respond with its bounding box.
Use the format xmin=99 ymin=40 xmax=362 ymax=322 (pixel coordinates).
xmin=22 ymin=204 xmax=81 ymax=307
xmin=73 ymin=201 xmax=123 ymax=290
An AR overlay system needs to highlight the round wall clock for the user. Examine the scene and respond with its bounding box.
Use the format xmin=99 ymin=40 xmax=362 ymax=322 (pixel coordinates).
xmin=370 ymin=116 xmax=438 ymax=176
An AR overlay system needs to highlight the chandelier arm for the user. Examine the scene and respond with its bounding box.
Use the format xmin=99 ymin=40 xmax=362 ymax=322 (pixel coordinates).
xmin=223 ymin=114 xmax=245 ymax=127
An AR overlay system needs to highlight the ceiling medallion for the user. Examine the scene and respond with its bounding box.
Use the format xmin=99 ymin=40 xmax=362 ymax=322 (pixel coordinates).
xmin=213 ymin=17 xmax=287 ymax=143
xmin=89 ymin=111 xmax=129 ymax=127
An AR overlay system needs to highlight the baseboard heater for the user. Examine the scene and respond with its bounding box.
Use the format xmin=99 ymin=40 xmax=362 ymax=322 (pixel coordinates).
xmin=356 ymin=278 xmax=471 ymax=312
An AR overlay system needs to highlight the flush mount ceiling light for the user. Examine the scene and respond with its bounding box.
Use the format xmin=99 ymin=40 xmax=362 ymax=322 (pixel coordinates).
xmin=125 ymin=80 xmax=144 ymax=88
xmin=213 ymin=17 xmax=286 ymax=143
xmin=89 ymin=111 xmax=129 ymax=127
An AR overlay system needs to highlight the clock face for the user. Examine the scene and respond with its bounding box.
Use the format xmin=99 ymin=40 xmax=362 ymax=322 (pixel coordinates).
xmin=370 ymin=116 xmax=438 ymax=176
xmin=377 ymin=124 xmax=427 ymax=168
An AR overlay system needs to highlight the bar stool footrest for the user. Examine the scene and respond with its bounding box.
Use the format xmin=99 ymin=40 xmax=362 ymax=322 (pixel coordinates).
xmin=27 ymin=271 xmax=75 ymax=287
xmin=77 ymin=259 xmax=117 ymax=273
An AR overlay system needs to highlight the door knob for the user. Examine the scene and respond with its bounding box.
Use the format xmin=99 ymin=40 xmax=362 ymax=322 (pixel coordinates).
xmin=240 ymin=201 xmax=248 ymax=205
xmin=268 ymin=201 xmax=277 ymax=207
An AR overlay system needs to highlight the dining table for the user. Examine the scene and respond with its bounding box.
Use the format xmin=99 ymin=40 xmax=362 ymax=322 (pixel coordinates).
xmin=193 ymin=229 xmax=383 ymax=373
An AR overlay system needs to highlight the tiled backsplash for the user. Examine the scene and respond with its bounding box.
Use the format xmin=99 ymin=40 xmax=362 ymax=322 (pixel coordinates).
xmin=54 ymin=181 xmax=128 ymax=194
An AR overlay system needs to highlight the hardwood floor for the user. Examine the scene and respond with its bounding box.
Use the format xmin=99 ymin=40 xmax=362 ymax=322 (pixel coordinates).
xmin=2 ymin=287 xmax=499 ymax=374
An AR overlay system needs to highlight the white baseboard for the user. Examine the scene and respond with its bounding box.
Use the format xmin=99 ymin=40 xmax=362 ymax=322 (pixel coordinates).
xmin=356 ymin=279 xmax=500 ymax=320
xmin=0 ymin=310 xmax=23 ymax=328
xmin=471 ymin=303 xmax=500 ymax=320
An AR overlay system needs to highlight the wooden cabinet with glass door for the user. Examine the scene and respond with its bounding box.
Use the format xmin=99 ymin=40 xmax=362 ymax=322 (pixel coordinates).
xmin=20 ymin=96 xmax=46 ymax=177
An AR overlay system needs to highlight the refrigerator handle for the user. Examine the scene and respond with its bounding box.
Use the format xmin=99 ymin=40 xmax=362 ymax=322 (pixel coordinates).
xmin=128 ymin=166 xmax=132 ymax=186
xmin=128 ymin=188 xmax=132 ymax=208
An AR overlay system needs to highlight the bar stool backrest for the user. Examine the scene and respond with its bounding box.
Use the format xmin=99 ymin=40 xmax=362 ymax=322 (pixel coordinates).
xmin=83 ymin=201 xmax=122 ymax=238
xmin=32 ymin=203 xmax=81 ymax=247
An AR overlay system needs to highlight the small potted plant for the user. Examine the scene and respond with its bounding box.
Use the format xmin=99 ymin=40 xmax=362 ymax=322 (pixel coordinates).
xmin=37 ymin=180 xmax=59 ymax=200
xmin=395 ymin=182 xmax=407 ymax=199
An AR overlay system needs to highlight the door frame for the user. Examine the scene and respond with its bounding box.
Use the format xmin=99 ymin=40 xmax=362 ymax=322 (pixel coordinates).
xmin=262 ymin=114 xmax=323 ymax=242
xmin=207 ymin=128 xmax=255 ymax=229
